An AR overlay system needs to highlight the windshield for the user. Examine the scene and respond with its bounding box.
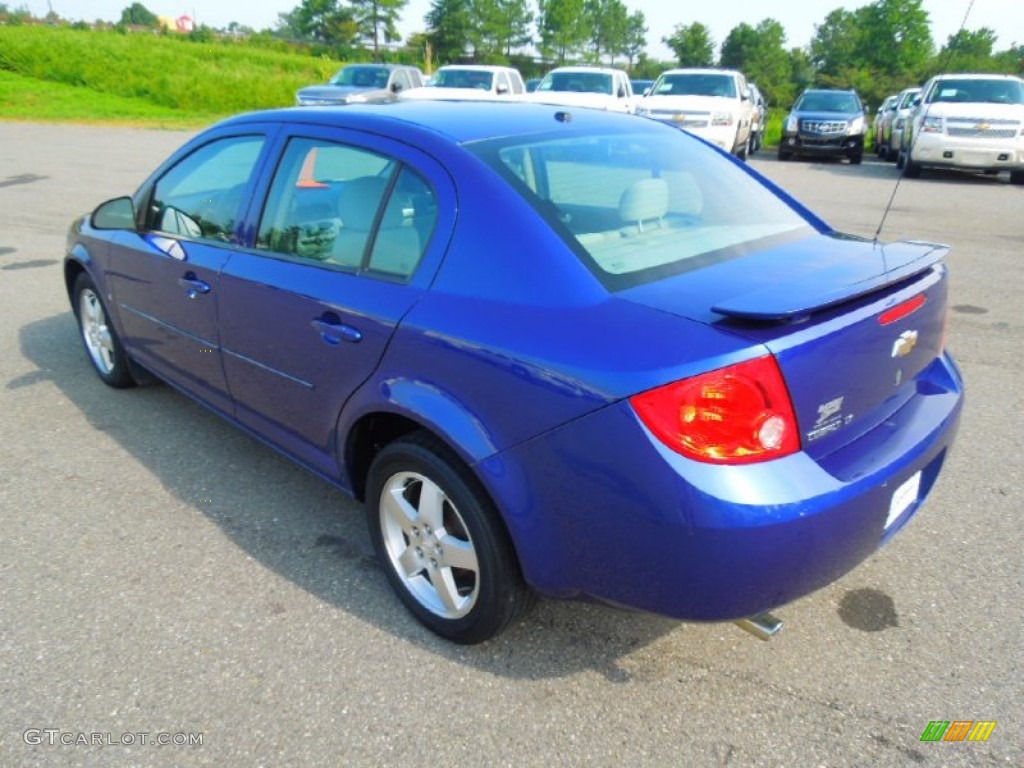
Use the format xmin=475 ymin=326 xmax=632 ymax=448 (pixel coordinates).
xmin=469 ymin=130 xmax=812 ymax=290
xmin=927 ymin=78 xmax=1024 ymax=105
xmin=431 ymin=69 xmax=494 ymax=90
xmin=538 ymin=71 xmax=613 ymax=95
xmin=898 ymin=89 xmax=920 ymax=109
xmin=652 ymin=74 xmax=737 ymax=98
xmin=794 ymin=91 xmax=861 ymax=113
xmin=330 ymin=66 xmax=390 ymax=88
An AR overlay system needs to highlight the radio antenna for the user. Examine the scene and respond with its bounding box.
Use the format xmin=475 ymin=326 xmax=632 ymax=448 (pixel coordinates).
xmin=873 ymin=0 xmax=978 ymax=244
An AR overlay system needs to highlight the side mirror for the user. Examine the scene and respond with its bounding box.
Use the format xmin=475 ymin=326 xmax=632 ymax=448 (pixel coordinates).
xmin=390 ymin=81 xmax=403 ymax=93
xmin=618 ymin=86 xmax=626 ymax=98
xmin=92 ymin=197 xmax=136 ymax=231
xmin=496 ymin=83 xmax=509 ymax=95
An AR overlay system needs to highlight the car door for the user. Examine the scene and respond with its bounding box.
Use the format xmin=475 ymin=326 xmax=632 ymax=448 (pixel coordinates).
xmin=108 ymin=132 xmax=271 ymax=414
xmin=217 ymin=128 xmax=451 ymax=477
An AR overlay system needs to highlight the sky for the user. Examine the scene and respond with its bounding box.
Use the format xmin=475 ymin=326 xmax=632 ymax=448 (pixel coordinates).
xmin=26 ymin=0 xmax=1024 ymax=59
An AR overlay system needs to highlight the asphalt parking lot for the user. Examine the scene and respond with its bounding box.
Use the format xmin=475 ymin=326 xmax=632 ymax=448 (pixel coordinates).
xmin=1 ymin=122 xmax=1021 ymax=767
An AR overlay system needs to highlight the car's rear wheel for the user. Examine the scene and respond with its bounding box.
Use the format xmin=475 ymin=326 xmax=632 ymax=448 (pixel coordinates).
xmin=904 ymin=156 xmax=922 ymax=178
xmin=72 ymin=273 xmax=135 ymax=388
xmin=778 ymin=148 xmax=792 ymax=161
xmin=849 ymin=150 xmax=863 ymax=165
xmin=366 ymin=432 xmax=533 ymax=643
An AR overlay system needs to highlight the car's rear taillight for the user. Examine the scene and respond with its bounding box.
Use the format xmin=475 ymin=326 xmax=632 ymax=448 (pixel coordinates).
xmin=630 ymin=355 xmax=800 ymax=464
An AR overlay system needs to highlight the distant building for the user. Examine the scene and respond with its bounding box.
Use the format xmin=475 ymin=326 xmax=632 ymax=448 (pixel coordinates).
xmin=156 ymin=14 xmax=194 ymax=33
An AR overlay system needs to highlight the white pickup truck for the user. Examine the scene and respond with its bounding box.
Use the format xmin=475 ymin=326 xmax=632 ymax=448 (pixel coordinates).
xmin=520 ymin=66 xmax=635 ymax=113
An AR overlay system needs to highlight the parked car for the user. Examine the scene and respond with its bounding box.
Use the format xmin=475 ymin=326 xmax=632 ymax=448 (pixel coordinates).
xmin=635 ymin=68 xmax=756 ymax=159
xmin=883 ymin=87 xmax=922 ymax=161
xmin=873 ymin=93 xmax=899 ymax=156
xmin=400 ymin=65 xmax=525 ymax=101
xmin=779 ymin=88 xmax=867 ymax=163
xmin=630 ymin=78 xmax=654 ymax=96
xmin=520 ymin=66 xmax=634 ymax=112
xmin=65 ymin=102 xmax=963 ymax=643
xmin=295 ymin=64 xmax=424 ymax=106
xmin=525 ymin=78 xmax=541 ymax=92
xmin=748 ymin=82 xmax=768 ymax=152
xmin=898 ymin=73 xmax=1024 ymax=183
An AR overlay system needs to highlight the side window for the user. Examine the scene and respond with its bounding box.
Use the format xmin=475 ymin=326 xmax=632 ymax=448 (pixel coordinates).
xmin=146 ymin=135 xmax=264 ymax=241
xmin=256 ymin=138 xmax=437 ymax=279
xmin=369 ymin=166 xmax=437 ymax=278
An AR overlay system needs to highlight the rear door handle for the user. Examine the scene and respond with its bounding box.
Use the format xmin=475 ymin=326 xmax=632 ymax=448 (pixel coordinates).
xmin=311 ymin=313 xmax=362 ymax=345
xmin=178 ymin=273 xmax=211 ymax=299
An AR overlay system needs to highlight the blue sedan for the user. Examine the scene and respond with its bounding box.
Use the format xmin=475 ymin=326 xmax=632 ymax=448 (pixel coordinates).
xmin=64 ymin=102 xmax=963 ymax=643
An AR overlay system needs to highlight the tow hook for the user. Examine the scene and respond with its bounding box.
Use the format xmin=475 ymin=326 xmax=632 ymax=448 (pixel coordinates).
xmin=734 ymin=612 xmax=784 ymax=641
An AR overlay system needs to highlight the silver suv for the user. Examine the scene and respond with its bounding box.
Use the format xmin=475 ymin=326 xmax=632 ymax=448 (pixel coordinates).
xmin=899 ymin=73 xmax=1024 ymax=183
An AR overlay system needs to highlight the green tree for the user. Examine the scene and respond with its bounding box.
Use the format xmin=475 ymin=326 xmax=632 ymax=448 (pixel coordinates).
xmin=937 ymin=28 xmax=1000 ymax=73
xmin=584 ymin=0 xmax=628 ymax=65
xmin=277 ymin=0 xmax=357 ymax=47
xmin=475 ymin=0 xmax=533 ymax=59
xmin=426 ymin=0 xmax=473 ymax=63
xmin=720 ymin=19 xmax=791 ymax=107
xmin=622 ymin=11 xmax=647 ymax=71
xmin=119 ymin=2 xmax=158 ymax=27
xmin=859 ymin=0 xmax=932 ymax=78
xmin=350 ymin=0 xmax=408 ymax=59
xmin=809 ymin=8 xmax=860 ymax=78
xmin=663 ymin=22 xmax=714 ymax=67
xmin=537 ymin=0 xmax=589 ymax=64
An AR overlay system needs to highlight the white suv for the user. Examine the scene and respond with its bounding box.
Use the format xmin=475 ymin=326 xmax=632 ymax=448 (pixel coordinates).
xmin=635 ymin=69 xmax=755 ymax=159
xmin=900 ymin=73 xmax=1024 ymax=184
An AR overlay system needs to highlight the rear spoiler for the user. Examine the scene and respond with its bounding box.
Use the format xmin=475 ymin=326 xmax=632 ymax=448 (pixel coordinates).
xmin=712 ymin=240 xmax=949 ymax=322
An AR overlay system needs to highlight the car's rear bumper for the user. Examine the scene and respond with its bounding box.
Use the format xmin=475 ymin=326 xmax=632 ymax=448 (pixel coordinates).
xmin=483 ymin=352 xmax=963 ymax=621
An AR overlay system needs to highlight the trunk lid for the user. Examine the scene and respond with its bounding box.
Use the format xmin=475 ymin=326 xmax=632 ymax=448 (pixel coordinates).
xmin=620 ymin=232 xmax=951 ymax=459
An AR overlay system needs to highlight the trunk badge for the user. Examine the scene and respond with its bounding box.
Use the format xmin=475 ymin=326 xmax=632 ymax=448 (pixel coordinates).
xmin=891 ymin=330 xmax=918 ymax=358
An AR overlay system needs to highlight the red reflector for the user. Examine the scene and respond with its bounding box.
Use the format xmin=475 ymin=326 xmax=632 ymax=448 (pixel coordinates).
xmin=879 ymin=294 xmax=927 ymax=325
xmin=630 ymin=356 xmax=800 ymax=465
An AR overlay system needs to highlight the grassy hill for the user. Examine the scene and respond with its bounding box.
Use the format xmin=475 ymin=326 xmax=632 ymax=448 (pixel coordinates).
xmin=0 ymin=25 xmax=342 ymax=125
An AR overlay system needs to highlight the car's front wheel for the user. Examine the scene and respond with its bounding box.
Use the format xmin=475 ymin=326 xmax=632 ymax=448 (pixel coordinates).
xmin=366 ymin=433 xmax=534 ymax=643
xmin=1010 ymin=170 xmax=1024 ymax=185
xmin=72 ymin=272 xmax=135 ymax=388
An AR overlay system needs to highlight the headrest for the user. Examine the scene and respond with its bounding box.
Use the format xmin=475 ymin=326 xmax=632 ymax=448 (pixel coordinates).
xmin=619 ymin=178 xmax=669 ymax=225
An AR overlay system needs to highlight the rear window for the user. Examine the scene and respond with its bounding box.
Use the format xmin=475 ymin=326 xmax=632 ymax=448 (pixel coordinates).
xmin=469 ymin=129 xmax=812 ymax=290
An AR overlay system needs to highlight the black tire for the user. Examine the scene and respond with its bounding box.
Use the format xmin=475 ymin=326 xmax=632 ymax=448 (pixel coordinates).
xmin=896 ymin=148 xmax=905 ymax=170
xmin=366 ymin=432 xmax=534 ymax=644
xmin=849 ymin=151 xmax=863 ymax=165
xmin=72 ymin=272 xmax=135 ymax=388
xmin=777 ymin=148 xmax=792 ymax=161
xmin=904 ymin=156 xmax=922 ymax=178
xmin=1009 ymin=170 xmax=1024 ymax=185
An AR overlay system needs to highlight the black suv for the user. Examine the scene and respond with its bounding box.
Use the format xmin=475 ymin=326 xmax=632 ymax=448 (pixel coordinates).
xmin=778 ymin=89 xmax=867 ymax=164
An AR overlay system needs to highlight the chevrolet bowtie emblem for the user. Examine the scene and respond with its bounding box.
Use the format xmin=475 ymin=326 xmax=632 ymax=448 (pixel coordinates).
xmin=892 ymin=329 xmax=919 ymax=358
